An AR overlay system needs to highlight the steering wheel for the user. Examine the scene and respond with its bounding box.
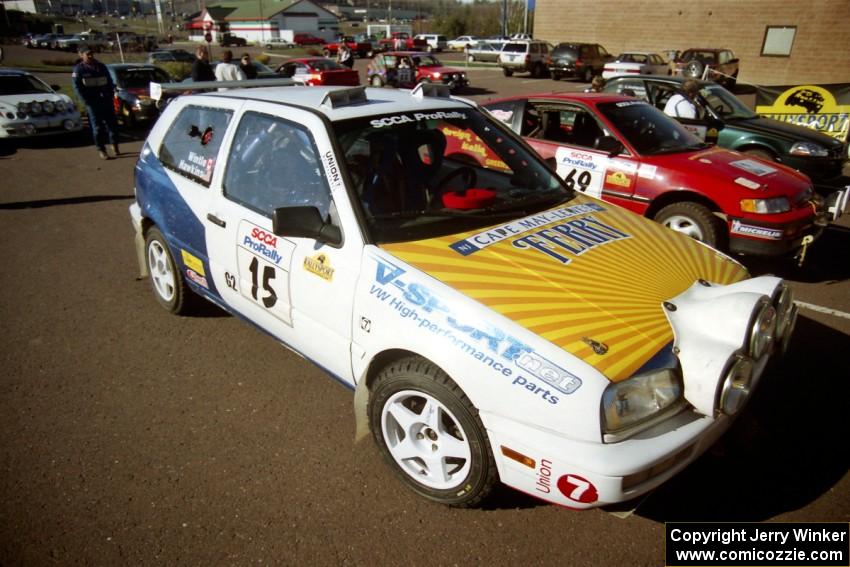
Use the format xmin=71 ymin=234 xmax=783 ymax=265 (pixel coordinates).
xmin=437 ymin=166 xmax=477 ymax=194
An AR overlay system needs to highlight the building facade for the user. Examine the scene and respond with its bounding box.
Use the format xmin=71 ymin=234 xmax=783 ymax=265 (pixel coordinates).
xmin=534 ymin=0 xmax=850 ymax=86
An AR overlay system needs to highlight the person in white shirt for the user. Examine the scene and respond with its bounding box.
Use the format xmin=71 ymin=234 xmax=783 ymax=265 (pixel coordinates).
xmin=215 ymin=49 xmax=246 ymax=90
xmin=664 ymin=79 xmax=700 ymax=119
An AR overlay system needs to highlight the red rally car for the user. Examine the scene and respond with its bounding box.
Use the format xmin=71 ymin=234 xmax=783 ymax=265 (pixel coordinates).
xmin=275 ymin=57 xmax=360 ymax=86
xmin=480 ymin=93 xmax=827 ymax=256
xmin=366 ymin=51 xmax=469 ymax=92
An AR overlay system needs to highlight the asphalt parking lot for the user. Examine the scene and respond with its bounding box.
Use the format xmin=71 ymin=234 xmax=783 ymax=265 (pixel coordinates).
xmin=1 ymin=45 xmax=848 ymax=565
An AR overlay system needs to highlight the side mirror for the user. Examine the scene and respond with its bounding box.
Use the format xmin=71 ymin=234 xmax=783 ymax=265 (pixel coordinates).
xmin=595 ymin=135 xmax=624 ymax=156
xmin=272 ymin=206 xmax=342 ymax=246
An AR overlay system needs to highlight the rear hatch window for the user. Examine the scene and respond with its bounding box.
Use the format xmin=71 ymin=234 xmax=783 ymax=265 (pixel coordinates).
xmin=503 ymin=42 xmax=528 ymax=53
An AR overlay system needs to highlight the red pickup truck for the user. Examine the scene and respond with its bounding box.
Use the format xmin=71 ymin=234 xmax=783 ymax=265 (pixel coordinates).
xmin=377 ymin=32 xmax=427 ymax=52
xmin=323 ymin=35 xmax=374 ymax=58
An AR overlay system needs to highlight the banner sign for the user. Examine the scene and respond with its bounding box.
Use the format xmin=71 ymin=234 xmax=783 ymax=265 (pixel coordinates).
xmin=755 ymin=83 xmax=850 ymax=144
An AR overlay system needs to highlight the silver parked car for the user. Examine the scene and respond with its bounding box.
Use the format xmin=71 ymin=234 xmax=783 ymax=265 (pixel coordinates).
xmin=464 ymin=40 xmax=504 ymax=63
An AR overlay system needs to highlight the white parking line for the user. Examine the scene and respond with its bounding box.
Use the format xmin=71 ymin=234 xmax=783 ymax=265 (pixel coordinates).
xmin=796 ymin=301 xmax=850 ymax=320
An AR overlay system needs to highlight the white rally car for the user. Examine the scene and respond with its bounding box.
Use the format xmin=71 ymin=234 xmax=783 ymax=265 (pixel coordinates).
xmin=0 ymin=69 xmax=83 ymax=139
xmin=130 ymin=81 xmax=796 ymax=509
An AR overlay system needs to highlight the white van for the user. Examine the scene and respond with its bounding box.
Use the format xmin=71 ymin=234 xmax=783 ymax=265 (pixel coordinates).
xmin=414 ymin=34 xmax=448 ymax=52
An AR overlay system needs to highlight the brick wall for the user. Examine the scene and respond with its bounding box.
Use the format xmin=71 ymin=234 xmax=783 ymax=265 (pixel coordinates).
xmin=534 ymin=0 xmax=850 ymax=86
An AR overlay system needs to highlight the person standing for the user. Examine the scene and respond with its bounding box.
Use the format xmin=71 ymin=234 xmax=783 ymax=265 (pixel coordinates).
xmin=337 ymin=44 xmax=354 ymax=69
xmin=72 ymin=44 xmax=119 ymax=160
xmin=191 ymin=45 xmax=215 ymax=82
xmin=240 ymin=53 xmax=258 ymax=79
xmin=214 ymin=49 xmax=246 ymax=89
xmin=664 ymin=79 xmax=700 ymax=119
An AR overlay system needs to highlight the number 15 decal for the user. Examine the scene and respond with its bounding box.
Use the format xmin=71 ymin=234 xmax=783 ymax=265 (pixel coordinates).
xmin=236 ymin=246 xmax=293 ymax=325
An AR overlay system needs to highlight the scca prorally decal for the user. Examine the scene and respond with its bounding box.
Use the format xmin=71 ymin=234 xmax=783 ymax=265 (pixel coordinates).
xmin=559 ymin=150 xmax=598 ymax=171
xmin=370 ymin=111 xmax=466 ymax=129
xmin=242 ymin=226 xmax=286 ymax=265
xmin=512 ymin=216 xmax=630 ymax=264
xmin=449 ymin=202 xmax=606 ymax=256
xmin=731 ymin=220 xmax=783 ymax=240
xmin=370 ymin=257 xmax=583 ymax=403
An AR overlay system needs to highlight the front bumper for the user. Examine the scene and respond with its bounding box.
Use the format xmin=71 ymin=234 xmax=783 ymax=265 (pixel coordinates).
xmin=0 ymin=112 xmax=83 ymax=138
xmin=548 ymin=62 xmax=578 ymax=76
xmin=727 ymin=212 xmax=826 ymax=256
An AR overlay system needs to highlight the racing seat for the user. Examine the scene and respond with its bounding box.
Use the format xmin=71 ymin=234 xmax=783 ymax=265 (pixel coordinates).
xmin=397 ymin=128 xmax=447 ymax=208
xmin=541 ymin=111 xmax=569 ymax=143
xmin=569 ymin=112 xmax=602 ymax=149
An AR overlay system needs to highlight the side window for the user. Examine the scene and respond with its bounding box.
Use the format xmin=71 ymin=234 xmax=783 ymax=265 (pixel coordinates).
xmin=530 ymin=43 xmax=539 ymax=54
xmin=483 ymin=100 xmax=518 ymax=128
xmin=223 ymin=112 xmax=332 ymax=219
xmin=614 ymin=79 xmax=648 ymax=100
xmin=159 ymin=105 xmax=233 ymax=187
xmin=718 ymin=51 xmax=728 ymax=64
xmin=598 ymin=45 xmax=609 ymax=57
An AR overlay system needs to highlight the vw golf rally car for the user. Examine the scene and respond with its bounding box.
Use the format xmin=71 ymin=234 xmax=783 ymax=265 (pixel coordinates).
xmin=130 ymin=81 xmax=796 ymax=508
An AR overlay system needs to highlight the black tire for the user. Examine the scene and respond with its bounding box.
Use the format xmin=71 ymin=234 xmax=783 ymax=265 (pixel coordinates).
xmin=654 ymin=202 xmax=722 ymax=248
xmin=683 ymin=59 xmax=705 ymax=79
xmin=551 ymin=72 xmax=562 ymax=81
xmin=370 ymin=75 xmax=384 ymax=87
xmin=502 ymin=67 xmax=513 ymax=77
xmin=368 ymin=356 xmax=498 ymax=507
xmin=322 ymin=48 xmax=331 ymax=57
xmin=743 ymin=148 xmax=775 ymax=162
xmin=145 ymin=227 xmax=191 ymax=314
xmin=531 ymin=62 xmax=542 ymax=78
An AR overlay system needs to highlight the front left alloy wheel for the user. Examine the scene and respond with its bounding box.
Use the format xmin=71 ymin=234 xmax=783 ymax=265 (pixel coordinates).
xmin=368 ymin=357 xmax=497 ymax=507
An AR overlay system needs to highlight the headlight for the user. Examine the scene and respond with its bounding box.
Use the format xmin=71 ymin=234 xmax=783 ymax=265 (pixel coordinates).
xmin=719 ymin=355 xmax=753 ymax=416
xmin=601 ymin=368 xmax=682 ymax=436
xmin=790 ymin=141 xmax=828 ymax=157
xmin=30 ymin=102 xmax=42 ymax=114
xmin=432 ymin=72 xmax=442 ymax=79
xmin=42 ymin=101 xmax=55 ymax=113
xmin=55 ymin=101 xmax=66 ymax=112
xmin=17 ymin=102 xmax=28 ymax=114
xmin=740 ymin=196 xmax=790 ymax=214
xmin=748 ymin=298 xmax=777 ymax=359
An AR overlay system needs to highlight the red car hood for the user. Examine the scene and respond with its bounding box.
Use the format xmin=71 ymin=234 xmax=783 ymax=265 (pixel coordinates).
xmin=647 ymin=146 xmax=811 ymax=197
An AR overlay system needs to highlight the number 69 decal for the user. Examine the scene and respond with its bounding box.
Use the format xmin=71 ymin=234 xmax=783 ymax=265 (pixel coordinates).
xmin=557 ymin=474 xmax=598 ymax=504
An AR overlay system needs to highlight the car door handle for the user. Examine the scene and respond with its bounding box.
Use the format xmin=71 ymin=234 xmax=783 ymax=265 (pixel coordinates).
xmin=207 ymin=213 xmax=226 ymax=228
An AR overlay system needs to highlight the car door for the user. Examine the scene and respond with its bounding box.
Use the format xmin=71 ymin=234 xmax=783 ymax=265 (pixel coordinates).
xmin=203 ymin=101 xmax=364 ymax=384
xmin=503 ymin=100 xmax=639 ymax=201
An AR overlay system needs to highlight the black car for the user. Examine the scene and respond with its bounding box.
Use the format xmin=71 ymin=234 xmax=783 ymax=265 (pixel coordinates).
xmin=602 ymin=75 xmax=848 ymax=191
xmin=547 ymin=42 xmax=614 ymax=82
xmin=106 ymin=64 xmax=172 ymax=127
xmin=220 ymin=33 xmax=247 ymax=47
xmin=146 ymin=49 xmax=195 ymax=64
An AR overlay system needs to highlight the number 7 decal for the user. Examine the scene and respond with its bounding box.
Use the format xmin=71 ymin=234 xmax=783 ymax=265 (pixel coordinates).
xmin=557 ymin=474 xmax=598 ymax=504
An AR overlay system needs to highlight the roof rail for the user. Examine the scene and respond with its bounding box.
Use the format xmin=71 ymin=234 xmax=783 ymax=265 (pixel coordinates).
xmin=410 ymin=82 xmax=451 ymax=100
xmin=148 ymin=78 xmax=295 ymax=101
xmin=320 ymin=87 xmax=368 ymax=109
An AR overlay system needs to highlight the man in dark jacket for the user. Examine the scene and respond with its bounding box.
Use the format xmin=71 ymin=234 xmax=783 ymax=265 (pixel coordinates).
xmin=191 ymin=45 xmax=215 ymax=82
xmin=72 ymin=45 xmax=119 ymax=160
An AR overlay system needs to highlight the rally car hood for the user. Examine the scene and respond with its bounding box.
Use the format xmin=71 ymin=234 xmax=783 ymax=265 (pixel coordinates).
xmin=380 ymin=195 xmax=749 ymax=382
xmin=652 ymin=146 xmax=812 ymax=195
xmin=726 ymin=115 xmax=845 ymax=150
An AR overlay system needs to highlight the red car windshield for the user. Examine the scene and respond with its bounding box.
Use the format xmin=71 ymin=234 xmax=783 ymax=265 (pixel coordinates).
xmin=596 ymin=100 xmax=704 ymax=155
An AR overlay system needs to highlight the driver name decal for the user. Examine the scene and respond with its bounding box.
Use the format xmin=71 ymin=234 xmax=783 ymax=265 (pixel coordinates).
xmin=512 ymin=216 xmax=630 ymax=264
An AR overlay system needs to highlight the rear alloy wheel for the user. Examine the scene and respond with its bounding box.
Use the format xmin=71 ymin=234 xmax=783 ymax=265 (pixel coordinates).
xmin=370 ymin=75 xmax=384 ymax=87
xmin=654 ymin=202 xmax=721 ymax=248
xmin=145 ymin=227 xmax=191 ymax=314
xmin=368 ymin=357 xmax=497 ymax=507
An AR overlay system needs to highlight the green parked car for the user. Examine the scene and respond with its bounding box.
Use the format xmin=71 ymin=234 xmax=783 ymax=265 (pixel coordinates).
xmin=602 ymin=75 xmax=847 ymax=191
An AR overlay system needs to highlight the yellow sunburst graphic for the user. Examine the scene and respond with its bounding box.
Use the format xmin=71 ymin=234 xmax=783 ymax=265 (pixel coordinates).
xmin=381 ymin=197 xmax=747 ymax=381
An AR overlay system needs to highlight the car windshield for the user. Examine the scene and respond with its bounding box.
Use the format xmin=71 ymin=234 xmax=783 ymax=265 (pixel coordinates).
xmin=682 ymin=50 xmax=717 ymax=63
xmin=503 ymin=42 xmax=527 ymax=53
xmin=597 ymin=100 xmax=704 ymax=155
xmin=117 ymin=68 xmax=171 ymax=88
xmin=332 ymin=108 xmax=572 ymax=243
xmin=410 ymin=54 xmax=442 ymax=68
xmin=0 ymin=75 xmax=53 ymax=95
xmin=699 ymin=84 xmax=757 ymax=119
xmin=309 ymin=59 xmax=345 ymax=71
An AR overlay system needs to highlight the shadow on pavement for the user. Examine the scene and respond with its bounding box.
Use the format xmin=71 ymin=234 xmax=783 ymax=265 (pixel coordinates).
xmin=743 ymin=224 xmax=850 ymax=284
xmin=637 ymin=314 xmax=850 ymax=522
xmin=0 ymin=194 xmax=135 ymax=209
